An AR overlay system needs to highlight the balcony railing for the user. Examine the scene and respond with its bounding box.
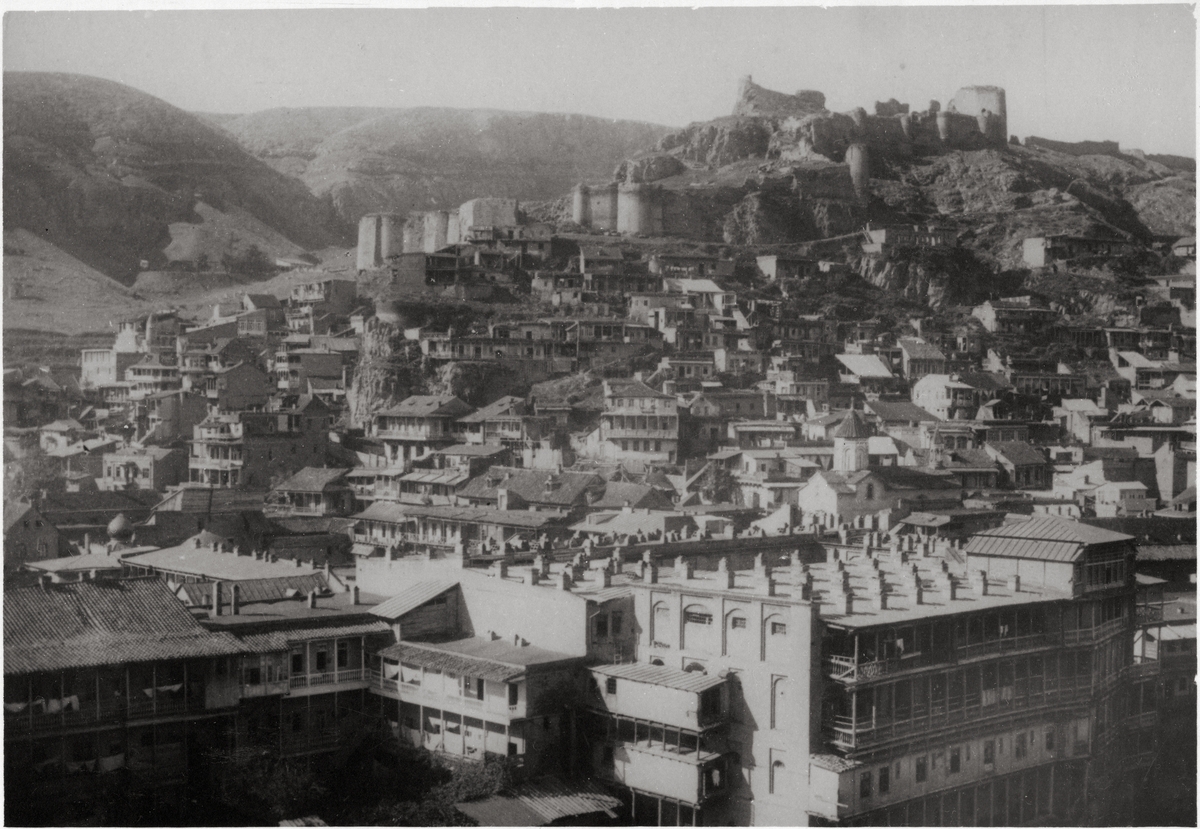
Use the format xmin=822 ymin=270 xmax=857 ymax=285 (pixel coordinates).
xmin=1062 ymin=618 xmax=1128 ymax=644
xmin=289 ymin=667 xmax=365 ymax=690
xmin=190 ymin=458 xmax=243 ymax=470
xmin=826 ymin=678 xmax=1094 ymax=750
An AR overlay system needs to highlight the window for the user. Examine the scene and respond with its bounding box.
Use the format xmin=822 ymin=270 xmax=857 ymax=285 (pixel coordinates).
xmin=595 ymin=615 xmax=609 ymax=638
xmin=291 ymin=650 xmax=304 ymax=675
xmin=685 ymin=610 xmax=713 ymax=625
xmin=605 ymin=677 xmax=618 ymax=695
xmin=1015 ymin=732 xmax=1027 ymax=758
xmin=1045 ymin=730 xmax=1055 ymax=752
xmin=949 ymin=747 xmax=961 ymax=773
xmin=771 ymin=622 xmax=787 ymax=635
xmin=508 ymin=683 xmax=519 ymax=706
xmin=916 ymin=756 xmax=927 ymax=783
xmin=860 ymin=771 xmax=873 ymax=798
xmin=315 ymin=649 xmax=328 ymax=672
xmin=770 ymin=760 xmax=785 ymax=795
xmin=336 ymin=641 xmax=349 ymax=669
xmin=879 ymin=765 xmax=890 ymax=794
xmin=984 ymin=740 xmax=995 ymax=766
xmin=731 ymin=616 xmax=747 ymax=629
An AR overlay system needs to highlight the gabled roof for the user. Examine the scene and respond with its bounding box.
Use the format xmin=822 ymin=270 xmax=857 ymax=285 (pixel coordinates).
xmin=897 ymin=337 xmax=947 ymax=361
xmin=970 ymin=515 xmax=1133 ymax=547
xmin=243 ymin=293 xmax=281 ymax=308
xmin=458 ymin=466 xmax=604 ymax=508
xmin=5 ymin=579 xmax=245 ymax=675
xmin=455 ymin=776 xmax=622 ymax=827
xmin=272 ymin=467 xmax=351 ymax=493
xmin=125 ymin=533 xmax=324 ymax=580
xmin=986 ymin=441 xmax=1048 ymax=467
xmin=153 ymin=488 xmax=269 ymax=514
xmin=591 ymin=481 xmax=674 ymax=511
xmin=378 ymin=395 xmax=474 ymax=419
xmin=457 ymin=395 xmax=526 ymax=423
xmin=605 ymin=380 xmax=673 ymax=400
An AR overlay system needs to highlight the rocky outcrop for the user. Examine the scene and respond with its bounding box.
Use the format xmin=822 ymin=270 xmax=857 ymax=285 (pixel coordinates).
xmin=345 ymin=319 xmax=425 ymax=429
xmin=657 ymin=117 xmax=774 ymax=168
xmin=732 ymin=77 xmax=827 ymax=119
xmin=614 ymin=153 xmax=688 ymax=184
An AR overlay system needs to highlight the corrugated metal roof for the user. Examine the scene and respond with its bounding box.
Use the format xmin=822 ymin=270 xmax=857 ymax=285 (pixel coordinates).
xmin=370 ymin=580 xmax=459 ymax=620
xmin=377 ymin=643 xmax=526 ymax=682
xmin=590 ymin=662 xmax=727 ymax=693
xmin=972 ymin=515 xmax=1134 ymax=545
xmin=456 ymin=776 xmax=622 ymax=826
xmin=964 ymin=535 xmax=1083 ymax=562
xmin=810 ymin=753 xmax=862 ymax=773
xmin=5 ymin=579 xmax=246 ymax=675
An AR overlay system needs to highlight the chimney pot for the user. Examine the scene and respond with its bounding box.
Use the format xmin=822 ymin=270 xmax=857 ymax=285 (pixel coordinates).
xmin=231 ymin=583 xmax=240 ymax=615
xmin=210 ymin=581 xmax=222 ymax=617
xmin=1008 ymin=574 xmax=1021 ymax=593
xmin=307 ymin=590 xmax=317 ymax=609
xmin=352 ymin=585 xmax=361 ymax=605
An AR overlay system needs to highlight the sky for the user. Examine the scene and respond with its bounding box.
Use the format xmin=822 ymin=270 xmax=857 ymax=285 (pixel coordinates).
xmin=3 ymin=5 xmax=1197 ymax=157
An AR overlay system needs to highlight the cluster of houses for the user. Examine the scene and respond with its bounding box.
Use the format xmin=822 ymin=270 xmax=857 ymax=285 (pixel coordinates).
xmin=3 ymin=220 xmax=1196 ymax=824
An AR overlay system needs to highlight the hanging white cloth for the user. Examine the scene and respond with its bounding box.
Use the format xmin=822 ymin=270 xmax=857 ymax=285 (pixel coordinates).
xmin=62 ymin=695 xmax=80 ymax=712
xmin=45 ymin=698 xmax=62 ymax=714
xmin=4 ymin=702 xmax=28 ymax=713
xmin=384 ymin=662 xmax=400 ymax=679
xmin=97 ymin=753 xmax=126 ymax=773
xmin=156 ymin=683 xmax=183 ymax=694
xmin=142 ymin=688 xmax=156 ymax=698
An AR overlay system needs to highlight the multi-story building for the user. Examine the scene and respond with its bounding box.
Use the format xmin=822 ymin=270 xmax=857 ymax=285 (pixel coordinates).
xmin=911 ymin=374 xmax=983 ymax=421
xmin=897 ymin=338 xmax=948 ymax=381
xmin=456 ymin=396 xmax=554 ymax=454
xmin=265 ymin=467 xmax=355 ymax=517
xmin=594 ymin=380 xmax=679 ymax=466
xmin=99 ymin=446 xmax=188 ymax=492
xmin=188 ymin=397 xmax=331 ymax=488
xmin=972 ymin=298 xmax=1059 ymax=335
xmin=289 ymin=278 xmax=358 ymax=317
xmin=372 ymin=395 xmax=475 ymax=468
xmin=206 ymin=362 xmax=272 ymax=412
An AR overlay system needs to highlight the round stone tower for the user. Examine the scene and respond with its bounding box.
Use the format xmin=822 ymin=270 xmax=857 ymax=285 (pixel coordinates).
xmin=571 ymin=183 xmax=591 ymax=227
xmin=357 ymin=213 xmax=404 ymax=272
xmin=845 ymin=143 xmax=871 ymax=203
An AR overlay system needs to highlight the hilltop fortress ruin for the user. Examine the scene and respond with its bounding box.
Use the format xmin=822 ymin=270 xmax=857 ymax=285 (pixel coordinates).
xmin=364 ymin=77 xmax=1011 ymax=257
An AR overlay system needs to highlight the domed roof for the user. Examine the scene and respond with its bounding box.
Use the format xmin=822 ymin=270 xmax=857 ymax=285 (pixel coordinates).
xmin=107 ymin=513 xmax=134 ymax=539
xmin=832 ymin=410 xmax=870 ymax=440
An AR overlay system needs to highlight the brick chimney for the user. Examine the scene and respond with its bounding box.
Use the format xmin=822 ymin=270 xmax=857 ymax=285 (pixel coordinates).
xmin=210 ymin=581 xmax=222 ymax=617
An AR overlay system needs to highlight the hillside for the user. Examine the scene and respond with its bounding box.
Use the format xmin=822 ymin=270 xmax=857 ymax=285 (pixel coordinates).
xmin=3 ymin=72 xmax=351 ymax=284
xmin=208 ymin=107 xmax=671 ymax=223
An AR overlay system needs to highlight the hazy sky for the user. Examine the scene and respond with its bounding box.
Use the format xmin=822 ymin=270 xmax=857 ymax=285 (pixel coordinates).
xmin=4 ymin=5 xmax=1197 ymax=157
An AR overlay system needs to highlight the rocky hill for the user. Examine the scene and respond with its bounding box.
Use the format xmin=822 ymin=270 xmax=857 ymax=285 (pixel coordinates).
xmin=4 ymin=72 xmax=350 ymax=284
xmin=205 ymin=107 xmax=671 ymax=224
xmin=567 ymin=79 xmax=1195 ymax=259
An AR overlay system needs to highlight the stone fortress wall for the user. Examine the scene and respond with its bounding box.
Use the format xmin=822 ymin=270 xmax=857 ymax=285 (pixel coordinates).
xmin=570 ymin=78 xmax=1009 ymax=238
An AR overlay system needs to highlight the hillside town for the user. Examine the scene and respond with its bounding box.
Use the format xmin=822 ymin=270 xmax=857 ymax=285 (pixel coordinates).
xmin=3 ymin=71 xmax=1197 ymax=827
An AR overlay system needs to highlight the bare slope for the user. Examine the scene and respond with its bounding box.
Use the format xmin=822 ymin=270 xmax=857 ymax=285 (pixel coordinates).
xmin=212 ymin=107 xmax=672 ymax=223
xmin=3 ymin=72 xmax=350 ymax=284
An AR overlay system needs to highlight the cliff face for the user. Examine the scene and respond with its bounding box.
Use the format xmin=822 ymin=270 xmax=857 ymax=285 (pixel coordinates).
xmin=345 ymin=320 xmax=425 ymax=429
xmin=4 ymin=72 xmax=348 ymax=283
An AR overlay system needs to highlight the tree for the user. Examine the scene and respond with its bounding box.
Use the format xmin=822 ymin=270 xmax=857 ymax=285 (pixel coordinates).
xmin=195 ymin=253 xmax=210 ymax=272
xmin=699 ymin=462 xmax=739 ymax=505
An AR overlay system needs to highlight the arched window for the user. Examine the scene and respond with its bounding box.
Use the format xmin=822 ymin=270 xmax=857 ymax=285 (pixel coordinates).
xmin=771 ymin=676 xmax=788 ymax=730
xmin=683 ymin=604 xmax=716 ymax=653
xmin=764 ymin=614 xmax=788 ymax=662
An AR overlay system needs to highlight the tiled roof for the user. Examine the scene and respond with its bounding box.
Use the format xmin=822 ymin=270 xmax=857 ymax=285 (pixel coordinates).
xmin=272 ymin=467 xmax=351 ymax=493
xmin=436 ymin=444 xmax=511 ymax=457
xmin=176 ymin=573 xmax=332 ymax=606
xmin=5 ymin=579 xmax=245 ymax=675
xmin=590 ymin=662 xmax=726 ymax=693
xmin=986 ymin=441 xmax=1049 ymax=467
xmin=832 ymin=410 xmax=871 ymax=439
xmin=897 ymin=337 xmax=947 ymax=361
xmin=370 ymin=580 xmax=459 ymax=620
xmin=591 ymin=482 xmax=674 ymax=510
xmin=1137 ymin=545 xmax=1197 ymax=561
xmin=605 ymin=380 xmax=673 ymax=400
xmin=457 ymin=466 xmax=604 ymax=508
